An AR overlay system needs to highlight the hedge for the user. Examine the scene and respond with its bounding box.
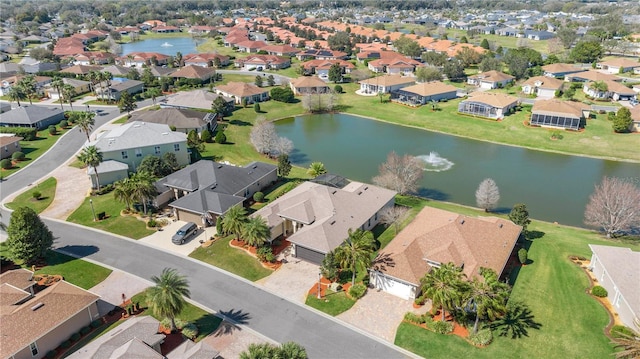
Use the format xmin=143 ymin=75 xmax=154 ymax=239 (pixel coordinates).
xmin=0 ymin=127 xmax=37 ymax=140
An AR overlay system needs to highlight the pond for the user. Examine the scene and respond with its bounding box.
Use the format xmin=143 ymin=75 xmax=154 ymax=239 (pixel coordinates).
xmin=275 ymin=113 xmax=640 ymax=228
xmin=120 ymin=37 xmax=203 ymax=56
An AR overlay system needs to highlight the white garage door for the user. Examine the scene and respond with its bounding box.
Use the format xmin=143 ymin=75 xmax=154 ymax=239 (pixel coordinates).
xmin=480 ymin=82 xmax=494 ymax=90
xmin=371 ymin=272 xmax=416 ymax=300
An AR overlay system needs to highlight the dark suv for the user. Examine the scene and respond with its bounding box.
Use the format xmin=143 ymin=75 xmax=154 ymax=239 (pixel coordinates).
xmin=172 ymin=222 xmax=197 ymax=244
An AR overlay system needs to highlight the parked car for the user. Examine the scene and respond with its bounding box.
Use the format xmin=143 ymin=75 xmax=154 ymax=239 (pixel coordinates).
xmin=172 ymin=222 xmax=198 ymax=244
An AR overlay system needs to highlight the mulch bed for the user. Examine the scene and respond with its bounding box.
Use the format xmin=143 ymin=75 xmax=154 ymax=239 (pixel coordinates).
xmin=307 ymin=276 xmax=332 ymax=298
xmin=229 ymin=239 xmax=284 ymax=270
xmin=159 ymin=327 xmax=186 ymax=355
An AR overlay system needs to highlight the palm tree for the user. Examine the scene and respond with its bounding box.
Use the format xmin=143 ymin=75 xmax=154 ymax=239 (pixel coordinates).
xmin=242 ymin=216 xmax=271 ymax=248
xmin=146 ymin=268 xmax=190 ymax=332
xmin=221 ymin=205 xmax=248 ymax=241
xmin=129 ymin=171 xmax=157 ymax=215
xmin=465 ymin=268 xmax=510 ymax=334
xmin=51 ymin=77 xmax=64 ymax=110
xmin=62 ymin=83 xmax=76 ymax=111
xmin=18 ymin=75 xmax=37 ymax=105
xmin=113 ymin=177 xmax=135 ymax=212
xmin=278 ymin=342 xmax=308 ymax=359
xmin=147 ymin=87 xmax=161 ymax=105
xmin=420 ymin=262 xmax=466 ymax=322
xmin=334 ymin=228 xmax=375 ymax=286
xmin=307 ymin=162 xmax=327 ymax=177
xmin=88 ymin=70 xmax=100 ymax=95
xmin=77 ymin=145 xmax=103 ymax=190
xmin=75 ymin=111 xmax=96 ymax=142
xmin=611 ymin=319 xmax=640 ymax=359
xmin=101 ymin=71 xmax=113 ymax=103
xmin=7 ymin=84 xmax=25 ymax=107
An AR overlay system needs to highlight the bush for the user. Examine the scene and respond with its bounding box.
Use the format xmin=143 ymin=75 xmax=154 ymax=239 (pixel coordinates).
xmin=334 ymin=84 xmax=343 ymax=93
xmin=91 ymin=319 xmax=102 ymax=328
xmin=181 ymin=322 xmax=198 ymax=339
xmin=215 ymin=131 xmax=226 ymax=144
xmin=0 ymin=127 xmax=37 ymax=140
xmin=200 ymin=129 xmax=212 ymax=143
xmin=253 ymin=191 xmax=265 ymax=202
xmin=348 ymin=283 xmax=367 ymax=299
xmin=518 ymin=248 xmax=528 ymax=264
xmin=592 ymin=285 xmax=608 ymax=297
xmin=59 ymin=119 xmax=68 ymax=128
xmin=0 ymin=159 xmax=12 ymax=169
xmin=404 ymin=312 xmax=425 ymax=324
xmin=12 ymin=151 xmax=25 ymax=161
xmin=611 ymin=325 xmax=635 ymax=338
xmin=32 ymin=191 xmax=42 ymax=200
xmin=48 ymin=125 xmax=57 ymax=135
xmin=469 ymin=329 xmax=493 ymax=346
xmin=431 ymin=320 xmax=454 ymax=334
xmin=161 ymin=317 xmax=187 ymax=330
xmin=254 ymin=103 xmax=261 ymax=113
xmin=70 ymin=332 xmax=81 ymax=341
xmin=45 ymin=350 xmax=57 ymax=358
xmin=80 ymin=326 xmax=91 ymax=335
xmin=147 ymin=218 xmax=157 ymax=228
xmin=256 ymin=246 xmax=273 ymax=262
xmin=60 ymin=340 xmax=72 ymax=349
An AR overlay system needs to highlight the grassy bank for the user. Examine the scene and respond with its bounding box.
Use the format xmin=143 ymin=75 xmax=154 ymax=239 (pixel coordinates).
xmin=5 ymin=177 xmax=57 ymax=214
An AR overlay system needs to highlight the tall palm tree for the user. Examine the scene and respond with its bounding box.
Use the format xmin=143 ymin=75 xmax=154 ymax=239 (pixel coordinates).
xmin=146 ymin=268 xmax=190 ymax=332
xmin=62 ymin=83 xmax=76 ymax=111
xmin=75 ymin=111 xmax=96 ymax=142
xmin=148 ymin=87 xmax=161 ymax=105
xmin=465 ymin=268 xmax=510 ymax=334
xmin=420 ymin=262 xmax=466 ymax=322
xmin=101 ymin=71 xmax=113 ymax=103
xmin=129 ymin=171 xmax=157 ymax=215
xmin=77 ymin=145 xmax=103 ymax=190
xmin=278 ymin=342 xmax=308 ymax=359
xmin=242 ymin=216 xmax=271 ymax=248
xmin=221 ymin=205 xmax=248 ymax=241
xmin=88 ymin=70 xmax=100 ymax=95
xmin=18 ymin=75 xmax=37 ymax=105
xmin=7 ymin=84 xmax=25 ymax=107
xmin=334 ymin=228 xmax=375 ymax=286
xmin=307 ymin=162 xmax=327 ymax=177
xmin=50 ymin=77 xmax=64 ymax=110
xmin=113 ymin=177 xmax=135 ymax=212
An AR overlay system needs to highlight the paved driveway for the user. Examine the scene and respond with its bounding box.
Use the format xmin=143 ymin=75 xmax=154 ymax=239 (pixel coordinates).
xmin=86 ymin=269 xmax=152 ymax=316
xmin=138 ymin=220 xmax=210 ymax=257
xmin=256 ymin=258 xmax=319 ymax=304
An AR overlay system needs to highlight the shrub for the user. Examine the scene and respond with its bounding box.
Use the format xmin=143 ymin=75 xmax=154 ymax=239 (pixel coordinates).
xmin=200 ymin=129 xmax=212 ymax=143
xmin=349 ymin=283 xmax=367 ymax=299
xmin=254 ymin=103 xmax=261 ymax=113
xmin=215 ymin=131 xmax=226 ymax=144
xmin=80 ymin=326 xmax=91 ymax=335
xmin=431 ymin=320 xmax=454 ymax=334
xmin=45 ymin=350 xmax=57 ymax=358
xmin=161 ymin=317 xmax=187 ymax=330
xmin=59 ymin=119 xmax=68 ymax=128
xmin=0 ymin=159 xmax=12 ymax=169
xmin=71 ymin=332 xmax=81 ymax=341
xmin=256 ymin=246 xmax=273 ymax=262
xmin=48 ymin=125 xmax=57 ymax=135
xmin=404 ymin=312 xmax=425 ymax=324
xmin=592 ymin=285 xmax=608 ymax=297
xmin=518 ymin=248 xmax=528 ymax=264
xmin=611 ymin=325 xmax=635 ymax=338
xmin=91 ymin=320 xmax=102 ymax=328
xmin=469 ymin=329 xmax=493 ymax=346
xmin=264 ymin=251 xmax=275 ymax=262
xmin=181 ymin=322 xmax=198 ymax=339
xmin=253 ymin=191 xmax=265 ymax=202
xmin=147 ymin=218 xmax=157 ymax=228
xmin=32 ymin=191 xmax=42 ymax=200
xmin=0 ymin=127 xmax=37 ymax=140
xmin=169 ymin=125 xmax=177 ymax=131
xmin=11 ymin=151 xmax=25 ymax=161
xmin=334 ymin=84 xmax=343 ymax=93
xmin=60 ymin=340 xmax=72 ymax=349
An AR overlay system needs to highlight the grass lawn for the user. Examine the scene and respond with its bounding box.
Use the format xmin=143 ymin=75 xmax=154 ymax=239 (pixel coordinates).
xmin=34 ymin=250 xmax=112 ymax=289
xmin=393 ymin=196 xmax=640 ymax=358
xmin=189 ymin=235 xmax=272 ymax=281
xmin=131 ymin=289 xmax=223 ymax=342
xmin=67 ymin=194 xmax=154 ymax=240
xmin=249 ymin=179 xmax=303 ymax=211
xmin=305 ymin=289 xmax=356 ymax=316
xmin=0 ymin=125 xmax=71 ymax=178
xmin=5 ymin=177 xmax=57 ymax=214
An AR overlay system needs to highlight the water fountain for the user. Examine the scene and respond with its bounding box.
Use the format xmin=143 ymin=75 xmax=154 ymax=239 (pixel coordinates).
xmin=160 ymin=42 xmax=173 ymax=47
xmin=417 ymin=152 xmax=454 ymax=172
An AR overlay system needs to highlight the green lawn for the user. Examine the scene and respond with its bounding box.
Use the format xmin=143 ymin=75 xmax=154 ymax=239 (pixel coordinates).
xmin=393 ymin=197 xmax=640 ymax=358
xmin=131 ymin=289 xmax=223 ymax=342
xmin=67 ymin=194 xmax=154 ymax=240
xmin=305 ymin=290 xmax=356 ymax=316
xmin=0 ymin=125 xmax=71 ymax=178
xmin=189 ymin=235 xmax=272 ymax=281
xmin=34 ymin=250 xmax=112 ymax=289
xmin=5 ymin=177 xmax=57 ymax=214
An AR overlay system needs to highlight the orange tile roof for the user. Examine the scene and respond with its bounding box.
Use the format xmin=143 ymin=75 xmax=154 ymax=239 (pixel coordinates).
xmin=532 ymin=99 xmax=590 ymax=118
xmin=169 ymin=65 xmax=215 ymax=80
xmin=463 ymin=92 xmax=519 ymax=108
xmin=215 ymin=82 xmax=268 ymax=97
xmin=399 ymin=81 xmax=458 ymax=97
xmin=359 ymin=74 xmax=416 ymax=87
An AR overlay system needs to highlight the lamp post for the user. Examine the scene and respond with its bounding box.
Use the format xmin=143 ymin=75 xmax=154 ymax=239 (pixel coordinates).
xmin=89 ymin=198 xmax=97 ymax=221
xmin=317 ymin=270 xmax=322 ymax=299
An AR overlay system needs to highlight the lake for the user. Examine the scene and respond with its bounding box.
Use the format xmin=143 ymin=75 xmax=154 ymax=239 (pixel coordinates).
xmin=275 ymin=113 xmax=640 ymax=228
xmin=120 ymin=37 xmax=202 ymax=56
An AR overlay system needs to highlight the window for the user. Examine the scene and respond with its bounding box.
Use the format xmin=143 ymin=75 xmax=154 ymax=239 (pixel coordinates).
xmin=154 ymin=146 xmax=161 ymax=155
xmin=174 ymin=144 xmax=180 ymax=152
xmin=121 ymin=151 xmax=128 ymax=159
xmin=30 ymin=342 xmax=38 ymax=356
xmin=135 ymin=149 xmax=143 ymax=157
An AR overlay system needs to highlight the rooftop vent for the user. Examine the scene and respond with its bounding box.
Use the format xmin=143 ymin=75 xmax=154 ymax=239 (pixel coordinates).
xmin=364 ymin=186 xmax=368 ymax=190
xmin=460 ymin=219 xmax=465 ymax=225
xmin=357 ymin=191 xmax=362 ymax=195
xmin=332 ymin=190 xmax=337 ymax=195
xmin=330 ymin=220 xmax=336 ymax=225
xmin=499 ymin=223 xmax=503 ymax=228
xmin=31 ymin=303 xmax=44 ymax=311
xmin=217 ymin=164 xmax=223 ymax=168
xmin=161 ymin=132 xmax=168 ymax=135
xmin=253 ymin=164 xmax=258 ymax=169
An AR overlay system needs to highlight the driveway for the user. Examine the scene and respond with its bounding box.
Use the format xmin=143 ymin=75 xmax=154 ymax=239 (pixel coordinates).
xmin=86 ymin=269 xmax=152 ymax=316
xmin=255 ymin=258 xmax=319 ymax=304
xmin=39 ymin=162 xmax=92 ymax=220
xmin=337 ymin=290 xmax=432 ymax=343
xmin=138 ymin=220 xmax=210 ymax=257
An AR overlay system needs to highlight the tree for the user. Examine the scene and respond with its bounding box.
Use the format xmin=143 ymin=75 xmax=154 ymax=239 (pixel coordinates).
xmin=6 ymin=207 xmax=53 ymax=264
xmin=420 ymin=262 xmax=466 ymax=321
xmin=147 ymin=87 xmax=162 ymax=105
xmin=372 ymin=151 xmax=424 ymax=195
xmin=200 ymin=129 xmax=213 ymax=143
xmin=255 ymin=75 xmax=263 ymax=87
xmin=415 ymin=66 xmax=443 ymax=82
xmin=77 ymin=145 xmax=103 ymax=190
xmin=242 ymin=216 xmax=270 ymax=248
xmin=563 ymin=87 xmax=576 ymax=101
xmin=254 ymin=103 xmax=261 ymax=113
xmin=611 ymin=321 xmax=640 ymax=359
xmin=270 ymin=87 xmax=295 ymax=103
xmin=162 ymin=152 xmax=180 ymax=172
xmin=17 ymin=75 xmax=37 ymax=105
xmin=250 ymin=118 xmax=277 ymax=155
xmin=556 ymin=27 xmax=578 ymax=49
xmin=118 ymin=91 xmax=137 ymax=114
xmin=222 ymin=205 xmax=248 ymax=240
xmin=7 ymin=84 xmax=25 ymax=107
xmin=320 ymin=250 xmax=339 ymax=282
xmin=334 ymin=228 xmax=375 ymax=286
xmin=443 ymin=59 xmax=466 ymax=82
xmin=130 ymin=171 xmax=157 ymax=215
xmin=612 ymin=107 xmax=632 ymax=133
xmin=328 ymin=63 xmax=342 ymax=83
xmin=240 ymin=342 xmax=307 ymax=359
xmin=51 ymin=77 xmax=64 ymax=110
xmin=478 ymin=57 xmax=503 ymax=73
xmin=147 ymin=268 xmax=190 ymax=332
xmin=215 ymin=131 xmax=226 ymax=144
xmin=518 ymin=248 xmax=528 ymax=265
xmin=394 ymin=36 xmax=422 ymax=58
xmin=509 ymin=203 xmax=531 ymax=237
xmin=480 ymin=38 xmax=490 ymax=50
xmin=327 ymin=31 xmax=351 ymax=52
xmin=277 ymin=154 xmax=292 ymax=177
xmin=62 ymin=83 xmax=77 ymax=111
xmin=422 ymin=52 xmax=448 ymax=67
xmin=75 ymin=111 xmax=95 ymax=142
xmin=113 ymin=177 xmax=135 ymax=211
xmin=267 ymin=74 xmax=275 ymax=87
xmin=465 ymin=268 xmax=510 ymax=334
xmin=571 ymin=40 xmax=603 ymax=63
xmin=459 ymin=36 xmax=468 ymax=43
xmin=455 ymin=47 xmax=482 ymax=68
xmin=307 ymin=162 xmax=326 ymax=177
xmin=584 ymin=177 xmax=640 ymax=238
xmin=475 ymin=178 xmax=500 ymax=212
xmin=379 ymin=205 xmax=409 ymax=235
xmin=138 ymin=155 xmax=171 ymax=178
xmin=212 ymin=96 xmax=231 ymax=118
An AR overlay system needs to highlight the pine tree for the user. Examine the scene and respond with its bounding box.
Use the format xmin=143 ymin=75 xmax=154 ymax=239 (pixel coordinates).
xmin=118 ymin=91 xmax=137 ymax=114
xmin=277 ymin=154 xmax=292 ymax=177
xmin=7 ymin=207 xmax=54 ymax=264
xmin=509 ymin=203 xmax=531 ymax=237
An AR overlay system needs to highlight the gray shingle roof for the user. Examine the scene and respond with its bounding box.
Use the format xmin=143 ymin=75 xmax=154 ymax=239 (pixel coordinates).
xmin=161 ymin=89 xmax=233 ymax=110
xmin=128 ymin=108 xmax=215 ymax=130
xmin=90 ymin=121 xmax=187 ymax=152
xmin=0 ymin=105 xmax=64 ymax=126
xmin=87 ymin=160 xmax=129 ymax=175
xmin=589 ymin=244 xmax=640 ymax=318
xmin=167 ymin=340 xmax=220 ymax=359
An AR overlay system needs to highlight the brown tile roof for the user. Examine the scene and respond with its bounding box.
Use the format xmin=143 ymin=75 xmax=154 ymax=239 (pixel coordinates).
xmin=374 ymin=207 xmax=521 ymax=285
xmin=238 ymin=55 xmax=290 ymax=66
xmin=468 ymin=70 xmax=514 ymax=83
xmin=399 ymin=81 xmax=458 ymax=97
xmin=566 ymin=70 xmax=621 ymax=82
xmin=215 ymin=82 xmax=268 ymax=97
xmin=630 ymin=106 xmax=640 ymax=122
xmin=290 ymin=76 xmax=329 ymax=88
xmin=303 ymin=59 xmax=355 ymax=70
xmin=260 ymin=44 xmax=298 ymax=54
xmin=602 ymin=80 xmax=636 ymax=95
xmin=522 ymin=76 xmax=564 ymax=90
xmin=60 ymin=64 xmax=102 ymax=75
xmin=542 ymin=63 xmax=584 ymax=74
xmin=0 ymin=136 xmax=23 ymax=147
xmin=0 ymin=270 xmax=99 ymax=358
xmin=462 ymin=92 xmax=519 ymax=108
xmin=359 ymin=75 xmax=416 ymax=87
xmin=236 ymin=40 xmax=268 ymax=49
xmin=169 ymin=65 xmax=215 ymax=80
xmin=532 ymin=99 xmax=590 ymax=118
xmin=599 ymin=58 xmax=640 ymax=68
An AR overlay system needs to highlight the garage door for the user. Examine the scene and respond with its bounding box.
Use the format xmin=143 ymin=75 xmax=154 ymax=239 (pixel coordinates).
xmin=372 ymin=272 xmax=416 ymax=300
xmin=294 ymin=246 xmax=325 ymax=265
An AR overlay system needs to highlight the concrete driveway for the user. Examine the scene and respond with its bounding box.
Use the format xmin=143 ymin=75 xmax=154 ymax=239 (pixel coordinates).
xmin=138 ymin=220 xmax=210 ymax=256
xmin=87 ymin=269 xmax=152 ymax=316
xmin=255 ymin=258 xmax=319 ymax=304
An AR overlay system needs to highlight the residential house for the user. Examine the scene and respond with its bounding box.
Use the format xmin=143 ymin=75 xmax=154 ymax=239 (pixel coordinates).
xmin=95 ymin=79 xmax=144 ymax=101
xmin=260 ymin=44 xmax=299 ymax=57
xmin=371 ymin=207 xmax=521 ymax=300
xmin=152 ymin=25 xmax=180 ymax=33
xmin=588 ymin=245 xmax=640 ymax=332
xmin=128 ymin=108 xmax=217 ymax=134
xmin=542 ymin=63 xmax=585 ymax=78
xmin=302 ymin=59 xmax=355 ymax=79
xmin=467 ymin=70 xmax=514 ymax=90
xmin=289 ymin=76 xmax=331 ymax=95
xmin=0 ymin=102 xmax=11 ymax=113
xmin=359 ymin=75 xmax=415 ymax=94
xmin=0 ymin=135 xmax=22 ymax=159
xmin=155 ymin=160 xmax=277 ymax=225
xmin=72 ymin=51 xmax=114 ymax=66
xmin=170 ymin=65 xmax=216 ymax=83
xmin=188 ymin=25 xmax=219 ymax=35
xmin=0 ymin=106 xmax=64 ymax=130
xmin=295 ymin=49 xmax=348 ymax=61
xmin=630 ymin=106 xmax=640 ymax=132
xmin=458 ymin=93 xmax=519 ymax=119
xmin=583 ymin=80 xmax=637 ymax=101
xmin=0 ymin=75 xmax=51 ymax=97
xmin=565 ymin=70 xmax=621 ymax=83
xmin=524 ymin=30 xmax=555 ymax=40
xmin=530 ymin=99 xmax=590 ymax=130
xmin=0 ymin=62 xmax=22 ymax=76
xmin=117 ymin=52 xmax=170 ymax=68
xmin=252 ymin=177 xmax=396 ymax=264
xmin=390 ymin=81 xmax=458 ymax=106
xmin=59 ymin=64 xmax=102 ymax=76
xmin=236 ymin=40 xmax=268 ymax=53
xmin=1 ymin=269 xmax=100 ymax=359
xmin=161 ymin=89 xmax=234 ymax=112
xmin=597 ymin=58 xmax=640 ymax=74
xmin=521 ymin=76 xmax=564 ymax=98
xmin=102 ymin=64 xmax=137 ymax=77
xmin=20 ymin=60 xmax=58 ymax=74
xmin=367 ymin=56 xmax=421 ymax=75
xmin=86 ymin=121 xmax=189 ymax=187
xmin=215 ymin=82 xmax=269 ymax=104
xmin=45 ymin=78 xmax=91 ymax=100
xmin=235 ymin=55 xmax=291 ymax=70
xmin=183 ymin=53 xmax=230 ymax=68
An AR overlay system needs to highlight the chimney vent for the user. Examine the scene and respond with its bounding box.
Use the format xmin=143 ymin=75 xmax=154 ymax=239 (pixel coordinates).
xmin=31 ymin=303 xmax=44 ymax=311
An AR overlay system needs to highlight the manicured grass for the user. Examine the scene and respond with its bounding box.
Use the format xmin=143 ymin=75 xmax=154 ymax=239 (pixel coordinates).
xmin=189 ymin=235 xmax=272 ymax=281
xmin=0 ymin=125 xmax=71 ymax=178
xmin=131 ymin=289 xmax=223 ymax=342
xmin=34 ymin=250 xmax=112 ymax=289
xmin=393 ymin=196 xmax=640 ymax=358
xmin=67 ymin=194 xmax=154 ymax=240
xmin=305 ymin=289 xmax=356 ymax=316
xmin=249 ymin=179 xmax=304 ymax=211
xmin=5 ymin=177 xmax=57 ymax=214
